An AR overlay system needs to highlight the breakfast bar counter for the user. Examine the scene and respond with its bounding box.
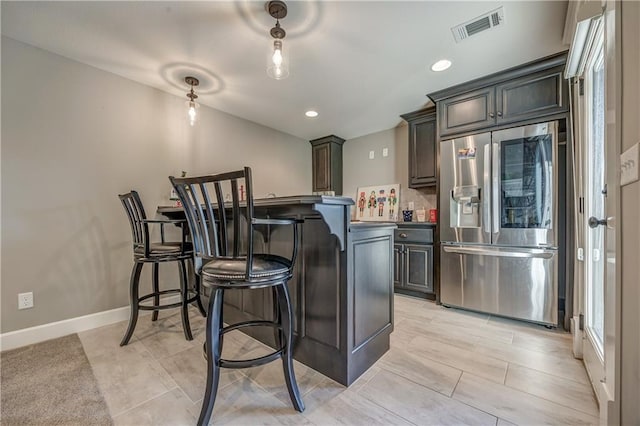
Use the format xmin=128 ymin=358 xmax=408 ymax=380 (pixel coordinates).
xmin=159 ymin=196 xmax=396 ymax=386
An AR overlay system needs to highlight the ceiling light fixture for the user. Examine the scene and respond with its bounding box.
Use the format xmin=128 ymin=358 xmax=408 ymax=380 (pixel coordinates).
xmin=185 ymin=76 xmax=200 ymax=126
xmin=267 ymin=1 xmax=289 ymax=80
xmin=305 ymin=110 xmax=318 ymax=118
xmin=431 ymin=59 xmax=452 ymax=72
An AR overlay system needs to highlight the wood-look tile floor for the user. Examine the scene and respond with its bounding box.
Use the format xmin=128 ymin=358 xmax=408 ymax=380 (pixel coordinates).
xmin=78 ymin=295 xmax=599 ymax=425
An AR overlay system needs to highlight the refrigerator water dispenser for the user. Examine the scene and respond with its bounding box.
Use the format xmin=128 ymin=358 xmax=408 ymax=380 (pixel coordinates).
xmin=450 ymin=186 xmax=481 ymax=228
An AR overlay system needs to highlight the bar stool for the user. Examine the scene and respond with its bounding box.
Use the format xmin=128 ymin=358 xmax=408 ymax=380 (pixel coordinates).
xmin=118 ymin=190 xmax=206 ymax=346
xmin=169 ymin=167 xmax=304 ymax=426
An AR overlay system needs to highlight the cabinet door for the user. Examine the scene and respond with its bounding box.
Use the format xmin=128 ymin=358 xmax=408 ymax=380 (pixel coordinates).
xmin=312 ymin=143 xmax=331 ymax=192
xmin=495 ymin=66 xmax=568 ymax=125
xmin=439 ymin=87 xmax=496 ymax=137
xmin=405 ymin=244 xmax=433 ymax=293
xmin=409 ymin=115 xmax=437 ymax=188
xmin=393 ymin=244 xmax=404 ymax=288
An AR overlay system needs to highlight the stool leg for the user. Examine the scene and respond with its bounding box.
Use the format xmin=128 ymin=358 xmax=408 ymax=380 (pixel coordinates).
xmin=194 ymin=273 xmax=207 ymax=317
xmin=198 ymin=288 xmax=224 ymax=426
xmin=178 ymin=259 xmax=193 ymax=341
xmin=276 ymin=282 xmax=305 ymax=412
xmin=271 ymin=286 xmax=282 ymax=349
xmin=217 ymin=289 xmax=225 ymax=359
xmin=151 ymin=262 xmax=160 ymax=321
xmin=120 ymin=262 xmax=143 ymax=346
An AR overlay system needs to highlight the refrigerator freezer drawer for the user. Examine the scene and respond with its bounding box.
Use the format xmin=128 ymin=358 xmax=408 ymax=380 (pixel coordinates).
xmin=440 ymin=245 xmax=558 ymax=325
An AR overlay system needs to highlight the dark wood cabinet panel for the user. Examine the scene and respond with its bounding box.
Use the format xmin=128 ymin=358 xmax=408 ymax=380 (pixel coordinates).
xmin=352 ymin=236 xmax=393 ymax=348
xmin=310 ymin=135 xmax=344 ymax=195
xmin=393 ymin=244 xmax=403 ymax=288
xmin=312 ymin=143 xmax=331 ymax=191
xmin=401 ymin=106 xmax=437 ymax=188
xmin=404 ymin=244 xmax=433 ymax=293
xmin=428 ymin=51 xmax=569 ymax=138
xmin=496 ymin=66 xmax=568 ymax=125
xmin=439 ymin=87 xmax=496 ymax=137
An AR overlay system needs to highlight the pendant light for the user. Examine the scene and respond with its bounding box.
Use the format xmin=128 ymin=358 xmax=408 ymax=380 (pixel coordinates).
xmin=185 ymin=76 xmax=200 ymax=126
xmin=267 ymin=1 xmax=289 ymax=80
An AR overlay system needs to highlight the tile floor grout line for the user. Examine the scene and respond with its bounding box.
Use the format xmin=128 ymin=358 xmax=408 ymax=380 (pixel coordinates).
xmin=449 ymin=369 xmax=464 ymax=398
xmin=110 ymin=386 xmax=180 ymax=419
xmin=377 ymin=356 xmax=463 ymax=399
xmin=499 ymin=372 xmax=599 ymax=417
xmin=484 ymin=357 xmax=591 ymax=387
xmin=453 ymin=371 xmax=599 ymax=422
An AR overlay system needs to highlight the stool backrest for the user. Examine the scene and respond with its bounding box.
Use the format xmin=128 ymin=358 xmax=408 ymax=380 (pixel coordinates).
xmin=169 ymin=167 xmax=254 ymax=277
xmin=119 ymin=190 xmax=150 ymax=258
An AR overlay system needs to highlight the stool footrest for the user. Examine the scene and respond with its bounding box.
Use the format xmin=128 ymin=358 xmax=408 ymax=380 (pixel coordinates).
xmin=221 ymin=320 xmax=281 ymax=335
xmin=138 ymin=289 xmax=201 ymax=311
xmin=219 ymin=349 xmax=284 ymax=369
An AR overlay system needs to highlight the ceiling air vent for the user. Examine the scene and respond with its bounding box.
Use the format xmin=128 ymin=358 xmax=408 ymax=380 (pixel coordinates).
xmin=452 ymin=7 xmax=505 ymax=43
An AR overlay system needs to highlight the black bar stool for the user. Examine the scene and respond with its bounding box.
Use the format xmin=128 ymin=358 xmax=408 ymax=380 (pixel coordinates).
xmin=169 ymin=167 xmax=304 ymax=426
xmin=118 ymin=190 xmax=206 ymax=346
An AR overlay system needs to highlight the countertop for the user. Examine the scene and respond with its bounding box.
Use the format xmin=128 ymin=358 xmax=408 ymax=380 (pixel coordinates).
xmin=394 ymin=221 xmax=436 ymax=227
xmin=158 ymin=195 xmax=354 ymax=214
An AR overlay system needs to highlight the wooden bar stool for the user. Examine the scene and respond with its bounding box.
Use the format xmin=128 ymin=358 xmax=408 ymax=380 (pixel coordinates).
xmin=169 ymin=167 xmax=304 ymax=426
xmin=118 ymin=190 xmax=206 ymax=346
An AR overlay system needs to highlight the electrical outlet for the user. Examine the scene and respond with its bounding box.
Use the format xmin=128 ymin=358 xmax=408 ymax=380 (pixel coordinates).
xmin=18 ymin=292 xmax=34 ymax=310
xmin=382 ymin=148 xmax=389 ymax=157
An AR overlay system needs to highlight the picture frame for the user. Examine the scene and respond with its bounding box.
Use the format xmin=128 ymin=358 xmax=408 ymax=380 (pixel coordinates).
xmin=355 ymin=184 xmax=400 ymax=222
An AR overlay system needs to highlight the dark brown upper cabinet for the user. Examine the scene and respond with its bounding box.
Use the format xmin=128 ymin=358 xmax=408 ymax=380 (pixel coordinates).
xmin=429 ymin=52 xmax=569 ymax=138
xmin=401 ymin=106 xmax=437 ymax=188
xmin=310 ymin=135 xmax=345 ymax=195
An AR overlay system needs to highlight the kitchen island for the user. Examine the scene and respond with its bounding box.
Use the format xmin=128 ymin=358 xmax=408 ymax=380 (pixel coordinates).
xmin=158 ymin=196 xmax=395 ymax=386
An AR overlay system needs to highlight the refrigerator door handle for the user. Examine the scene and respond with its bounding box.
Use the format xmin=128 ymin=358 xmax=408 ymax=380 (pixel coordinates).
xmin=492 ymin=142 xmax=500 ymax=237
xmin=483 ymin=143 xmax=491 ymax=235
xmin=442 ymin=245 xmax=555 ymax=259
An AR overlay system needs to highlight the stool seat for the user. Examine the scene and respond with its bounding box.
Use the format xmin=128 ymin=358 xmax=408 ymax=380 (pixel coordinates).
xmin=202 ymin=254 xmax=290 ymax=283
xmin=134 ymin=241 xmax=193 ymax=257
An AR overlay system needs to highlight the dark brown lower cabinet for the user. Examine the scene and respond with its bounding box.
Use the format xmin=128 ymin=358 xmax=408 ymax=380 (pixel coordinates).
xmin=393 ymin=225 xmax=434 ymax=299
xmin=394 ymin=243 xmax=434 ymax=295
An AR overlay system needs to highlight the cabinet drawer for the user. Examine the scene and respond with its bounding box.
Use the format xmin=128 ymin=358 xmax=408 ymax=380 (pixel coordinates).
xmin=394 ymin=228 xmax=433 ymax=243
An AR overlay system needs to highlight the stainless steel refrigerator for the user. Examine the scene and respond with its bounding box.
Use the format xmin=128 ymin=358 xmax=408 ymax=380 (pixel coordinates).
xmin=440 ymin=121 xmax=558 ymax=325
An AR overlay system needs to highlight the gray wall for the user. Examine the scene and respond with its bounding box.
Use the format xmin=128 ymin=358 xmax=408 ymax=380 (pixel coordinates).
xmin=1 ymin=37 xmax=311 ymax=333
xmin=343 ymin=124 xmax=436 ymax=220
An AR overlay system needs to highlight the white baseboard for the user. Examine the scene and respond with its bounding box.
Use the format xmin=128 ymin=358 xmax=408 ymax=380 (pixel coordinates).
xmin=0 ymin=295 xmax=181 ymax=352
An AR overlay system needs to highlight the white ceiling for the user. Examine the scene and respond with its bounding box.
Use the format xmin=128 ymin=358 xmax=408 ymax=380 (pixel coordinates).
xmin=1 ymin=1 xmax=568 ymax=141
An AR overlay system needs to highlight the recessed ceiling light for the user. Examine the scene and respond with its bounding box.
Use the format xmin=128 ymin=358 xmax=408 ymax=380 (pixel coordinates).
xmin=305 ymin=110 xmax=319 ymax=118
xmin=431 ymin=59 xmax=452 ymax=72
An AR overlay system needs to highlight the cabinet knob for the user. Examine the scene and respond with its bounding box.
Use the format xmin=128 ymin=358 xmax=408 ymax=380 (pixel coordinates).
xmin=497 ymin=111 xmax=503 ymax=117
xmin=489 ymin=112 xmax=495 ymax=118
xmin=399 ymin=233 xmax=408 ymax=238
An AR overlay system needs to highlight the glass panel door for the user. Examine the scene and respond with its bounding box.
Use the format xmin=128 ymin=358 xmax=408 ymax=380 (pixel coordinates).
xmin=492 ymin=122 xmax=557 ymax=248
xmin=585 ymin=36 xmax=605 ymax=357
xmin=500 ymin=135 xmax=553 ymax=229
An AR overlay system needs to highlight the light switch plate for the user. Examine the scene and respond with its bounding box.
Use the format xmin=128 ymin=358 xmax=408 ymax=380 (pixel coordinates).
xmin=369 ymin=150 xmax=375 ymax=160
xmin=620 ymin=142 xmax=639 ymax=186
